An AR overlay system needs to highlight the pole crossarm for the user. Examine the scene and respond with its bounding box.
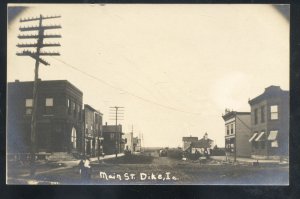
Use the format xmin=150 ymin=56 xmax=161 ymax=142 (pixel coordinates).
xmin=20 ymin=15 xmax=61 ymax=22
xmin=19 ymin=25 xmax=62 ymax=31
xmin=17 ymin=43 xmax=61 ymax=48
xmin=17 ymin=50 xmax=60 ymax=56
xmin=16 ymin=51 xmax=50 ymax=65
xmin=18 ymin=34 xmax=62 ymax=39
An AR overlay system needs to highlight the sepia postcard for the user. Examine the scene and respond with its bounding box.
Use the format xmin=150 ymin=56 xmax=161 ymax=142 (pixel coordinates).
xmin=6 ymin=4 xmax=289 ymax=185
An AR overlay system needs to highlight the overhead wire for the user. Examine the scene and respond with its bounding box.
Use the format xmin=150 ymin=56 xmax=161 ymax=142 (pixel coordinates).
xmin=51 ymin=57 xmax=203 ymax=115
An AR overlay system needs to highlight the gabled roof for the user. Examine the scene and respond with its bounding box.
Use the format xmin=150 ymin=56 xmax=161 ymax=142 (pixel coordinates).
xmin=182 ymin=137 xmax=198 ymax=142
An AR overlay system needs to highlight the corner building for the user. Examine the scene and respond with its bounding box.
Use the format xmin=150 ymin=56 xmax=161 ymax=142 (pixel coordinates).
xmin=7 ymin=80 xmax=83 ymax=154
xmin=248 ymin=86 xmax=289 ymax=159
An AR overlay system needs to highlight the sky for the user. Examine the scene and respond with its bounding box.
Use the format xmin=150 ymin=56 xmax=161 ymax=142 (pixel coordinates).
xmin=7 ymin=4 xmax=289 ymax=148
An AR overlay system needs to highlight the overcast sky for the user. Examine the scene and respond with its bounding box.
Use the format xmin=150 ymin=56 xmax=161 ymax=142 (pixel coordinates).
xmin=7 ymin=4 xmax=289 ymax=147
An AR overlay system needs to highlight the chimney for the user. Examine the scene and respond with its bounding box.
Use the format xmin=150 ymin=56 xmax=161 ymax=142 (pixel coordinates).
xmin=15 ymin=79 xmax=20 ymax=83
xmin=105 ymin=122 xmax=107 ymax=126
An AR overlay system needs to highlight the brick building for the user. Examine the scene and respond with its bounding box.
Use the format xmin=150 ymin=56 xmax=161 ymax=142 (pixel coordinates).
xmin=83 ymin=104 xmax=103 ymax=157
xmin=222 ymin=110 xmax=251 ymax=158
xmin=7 ymin=80 xmax=83 ymax=154
xmin=102 ymin=123 xmax=125 ymax=155
xmin=248 ymin=86 xmax=289 ymax=159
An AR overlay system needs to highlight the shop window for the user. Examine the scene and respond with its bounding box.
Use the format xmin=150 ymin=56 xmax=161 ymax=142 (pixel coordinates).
xmin=25 ymin=98 xmax=33 ymax=115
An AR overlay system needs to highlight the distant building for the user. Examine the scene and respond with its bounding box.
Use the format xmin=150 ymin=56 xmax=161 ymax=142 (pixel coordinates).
xmin=133 ymin=136 xmax=141 ymax=152
xmin=248 ymin=86 xmax=289 ymax=159
xmin=222 ymin=110 xmax=251 ymax=158
xmin=189 ymin=133 xmax=214 ymax=155
xmin=124 ymin=132 xmax=133 ymax=151
xmin=102 ymin=123 xmax=124 ymax=155
xmin=83 ymin=104 xmax=103 ymax=157
xmin=7 ymin=80 xmax=83 ymax=154
xmin=182 ymin=136 xmax=198 ymax=152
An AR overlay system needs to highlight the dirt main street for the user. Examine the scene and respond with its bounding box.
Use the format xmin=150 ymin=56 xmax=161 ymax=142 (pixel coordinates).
xmin=7 ymin=152 xmax=289 ymax=185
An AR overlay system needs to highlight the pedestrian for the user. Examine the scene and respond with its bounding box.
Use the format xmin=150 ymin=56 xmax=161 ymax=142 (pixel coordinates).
xmin=115 ymin=149 xmax=118 ymax=158
xmin=84 ymin=157 xmax=91 ymax=180
xmin=78 ymin=159 xmax=84 ymax=176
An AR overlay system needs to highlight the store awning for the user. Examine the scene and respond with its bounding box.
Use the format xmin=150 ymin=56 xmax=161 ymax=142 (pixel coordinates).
xmin=249 ymin=133 xmax=258 ymax=142
xmin=271 ymin=141 xmax=279 ymax=147
xmin=255 ymin=132 xmax=265 ymax=141
xmin=268 ymin=130 xmax=278 ymax=141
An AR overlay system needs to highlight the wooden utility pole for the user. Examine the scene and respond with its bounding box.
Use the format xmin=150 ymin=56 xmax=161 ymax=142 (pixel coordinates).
xmin=16 ymin=15 xmax=61 ymax=176
xmin=109 ymin=106 xmax=124 ymax=158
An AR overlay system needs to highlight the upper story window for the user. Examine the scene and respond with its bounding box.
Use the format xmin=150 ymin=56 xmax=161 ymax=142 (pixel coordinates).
xmin=67 ymin=98 xmax=71 ymax=114
xmin=110 ymin=133 xmax=115 ymax=140
xmin=45 ymin=98 xmax=54 ymax=115
xmin=226 ymin=125 xmax=229 ymax=135
xmin=25 ymin=98 xmax=33 ymax=115
xmin=230 ymin=124 xmax=234 ymax=134
xmin=261 ymin=106 xmax=265 ymax=123
xmin=254 ymin=108 xmax=258 ymax=124
xmin=75 ymin=104 xmax=80 ymax=118
xmin=70 ymin=101 xmax=75 ymax=116
xmin=270 ymin=105 xmax=278 ymax=120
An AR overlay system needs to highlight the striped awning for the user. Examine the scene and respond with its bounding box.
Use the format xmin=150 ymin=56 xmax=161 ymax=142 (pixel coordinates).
xmin=268 ymin=130 xmax=278 ymax=141
xmin=249 ymin=133 xmax=258 ymax=142
xmin=255 ymin=132 xmax=265 ymax=141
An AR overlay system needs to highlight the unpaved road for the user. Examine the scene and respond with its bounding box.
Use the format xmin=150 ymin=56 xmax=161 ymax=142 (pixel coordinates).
xmin=7 ymin=153 xmax=289 ymax=185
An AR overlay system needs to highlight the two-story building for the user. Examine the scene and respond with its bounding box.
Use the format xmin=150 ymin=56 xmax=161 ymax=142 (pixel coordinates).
xmin=83 ymin=104 xmax=103 ymax=157
xmin=248 ymin=86 xmax=289 ymax=159
xmin=222 ymin=110 xmax=251 ymax=158
xmin=102 ymin=123 xmax=124 ymax=155
xmin=7 ymin=79 xmax=83 ymax=154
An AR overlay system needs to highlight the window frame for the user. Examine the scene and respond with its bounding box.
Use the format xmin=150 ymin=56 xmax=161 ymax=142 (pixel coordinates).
xmin=270 ymin=105 xmax=279 ymax=120
xmin=254 ymin=108 xmax=258 ymax=124
xmin=44 ymin=97 xmax=54 ymax=115
xmin=230 ymin=123 xmax=234 ymax=134
xmin=25 ymin=98 xmax=33 ymax=115
xmin=226 ymin=125 xmax=229 ymax=135
xmin=261 ymin=105 xmax=265 ymax=123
